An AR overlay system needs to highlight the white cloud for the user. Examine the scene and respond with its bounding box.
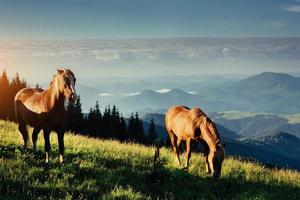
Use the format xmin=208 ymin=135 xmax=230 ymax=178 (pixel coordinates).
xmin=94 ymin=51 xmax=120 ymax=62
xmin=120 ymin=92 xmax=141 ymax=96
xmin=156 ymin=88 xmax=171 ymax=93
xmin=99 ymin=93 xmax=114 ymax=97
xmin=282 ymin=5 xmax=300 ymax=13
xmin=187 ymin=91 xmax=197 ymax=95
xmin=222 ymin=47 xmax=231 ymax=54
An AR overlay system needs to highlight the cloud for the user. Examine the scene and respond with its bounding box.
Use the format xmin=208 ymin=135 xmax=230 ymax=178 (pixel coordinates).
xmin=282 ymin=5 xmax=300 ymax=13
xmin=99 ymin=93 xmax=114 ymax=97
xmin=1 ymin=38 xmax=300 ymax=74
xmin=120 ymin=92 xmax=141 ymax=96
xmin=187 ymin=91 xmax=197 ymax=95
xmin=156 ymin=88 xmax=171 ymax=93
xmin=95 ymin=51 xmax=120 ymax=62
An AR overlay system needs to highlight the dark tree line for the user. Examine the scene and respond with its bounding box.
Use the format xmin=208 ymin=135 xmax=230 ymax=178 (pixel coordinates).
xmin=0 ymin=70 xmax=27 ymax=121
xmin=0 ymin=70 xmax=159 ymax=145
xmin=66 ymin=98 xmax=159 ymax=145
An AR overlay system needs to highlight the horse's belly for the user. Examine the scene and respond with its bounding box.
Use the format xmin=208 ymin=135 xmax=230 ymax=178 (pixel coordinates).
xmin=19 ymin=109 xmax=63 ymax=129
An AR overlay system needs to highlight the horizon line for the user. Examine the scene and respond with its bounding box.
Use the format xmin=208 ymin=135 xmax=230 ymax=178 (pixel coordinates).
xmin=1 ymin=36 xmax=300 ymax=42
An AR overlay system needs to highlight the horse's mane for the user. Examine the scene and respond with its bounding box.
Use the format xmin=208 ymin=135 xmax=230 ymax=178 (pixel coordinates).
xmin=204 ymin=117 xmax=221 ymax=146
xmin=48 ymin=69 xmax=76 ymax=90
xmin=188 ymin=107 xmax=221 ymax=147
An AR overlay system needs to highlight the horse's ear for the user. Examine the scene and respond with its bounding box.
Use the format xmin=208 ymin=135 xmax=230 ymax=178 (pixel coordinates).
xmin=57 ymin=69 xmax=64 ymax=74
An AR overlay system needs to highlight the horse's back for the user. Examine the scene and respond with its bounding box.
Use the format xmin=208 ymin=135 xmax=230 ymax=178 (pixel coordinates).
xmin=165 ymin=106 xmax=204 ymax=139
xmin=165 ymin=106 xmax=188 ymax=127
xmin=166 ymin=105 xmax=204 ymax=123
xmin=15 ymin=88 xmax=44 ymax=102
xmin=14 ymin=88 xmax=45 ymax=124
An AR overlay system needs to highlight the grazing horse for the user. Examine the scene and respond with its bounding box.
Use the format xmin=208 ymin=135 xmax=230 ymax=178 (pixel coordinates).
xmin=14 ymin=69 xmax=77 ymax=164
xmin=165 ymin=106 xmax=225 ymax=178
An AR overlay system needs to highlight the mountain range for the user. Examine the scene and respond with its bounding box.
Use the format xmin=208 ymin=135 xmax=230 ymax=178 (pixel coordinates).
xmin=112 ymin=72 xmax=300 ymax=114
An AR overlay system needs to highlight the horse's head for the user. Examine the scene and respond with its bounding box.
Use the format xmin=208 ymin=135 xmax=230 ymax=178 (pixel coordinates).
xmin=203 ymin=117 xmax=226 ymax=178
xmin=208 ymin=143 xmax=225 ymax=179
xmin=55 ymin=68 xmax=77 ymax=103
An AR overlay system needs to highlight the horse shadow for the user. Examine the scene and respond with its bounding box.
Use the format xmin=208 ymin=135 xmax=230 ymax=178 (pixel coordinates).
xmin=0 ymin=144 xmax=299 ymax=199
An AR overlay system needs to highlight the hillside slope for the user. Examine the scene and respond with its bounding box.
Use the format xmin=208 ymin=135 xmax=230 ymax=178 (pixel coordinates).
xmin=0 ymin=120 xmax=300 ymax=199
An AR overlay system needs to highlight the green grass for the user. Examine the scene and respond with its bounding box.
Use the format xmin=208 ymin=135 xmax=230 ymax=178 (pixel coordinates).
xmin=0 ymin=120 xmax=300 ymax=200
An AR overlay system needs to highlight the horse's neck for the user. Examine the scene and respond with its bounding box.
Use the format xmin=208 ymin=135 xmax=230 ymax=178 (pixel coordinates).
xmin=200 ymin=120 xmax=221 ymax=150
xmin=44 ymin=83 xmax=65 ymax=112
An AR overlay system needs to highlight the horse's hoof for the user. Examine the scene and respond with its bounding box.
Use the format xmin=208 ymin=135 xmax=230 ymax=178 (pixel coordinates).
xmin=59 ymin=155 xmax=64 ymax=164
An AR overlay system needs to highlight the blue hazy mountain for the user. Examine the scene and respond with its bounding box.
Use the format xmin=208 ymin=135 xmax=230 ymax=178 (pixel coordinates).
xmin=114 ymin=72 xmax=300 ymax=114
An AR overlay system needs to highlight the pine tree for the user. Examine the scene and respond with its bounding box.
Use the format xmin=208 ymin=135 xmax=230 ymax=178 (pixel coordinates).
xmin=127 ymin=113 xmax=136 ymax=141
xmin=67 ymin=96 xmax=83 ymax=133
xmin=0 ymin=71 xmax=10 ymax=119
xmin=94 ymin=100 xmax=101 ymax=118
xmin=35 ymin=83 xmax=41 ymax=89
xmin=74 ymin=96 xmax=83 ymax=119
xmin=87 ymin=107 xmax=95 ymax=136
xmin=147 ymin=118 xmax=157 ymax=145
xmin=133 ymin=112 xmax=146 ymax=143
xmin=120 ymin=114 xmax=127 ymax=140
xmin=91 ymin=101 xmax=102 ymax=137
xmin=67 ymin=101 xmax=76 ymax=131
xmin=9 ymin=73 xmax=27 ymax=120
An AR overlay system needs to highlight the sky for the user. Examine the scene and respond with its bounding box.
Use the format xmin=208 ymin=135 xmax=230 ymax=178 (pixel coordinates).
xmin=0 ymin=0 xmax=300 ymax=83
xmin=1 ymin=0 xmax=300 ymax=39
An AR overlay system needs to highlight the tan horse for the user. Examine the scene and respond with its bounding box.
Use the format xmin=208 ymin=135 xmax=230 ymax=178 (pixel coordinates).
xmin=14 ymin=69 xmax=77 ymax=164
xmin=165 ymin=106 xmax=225 ymax=178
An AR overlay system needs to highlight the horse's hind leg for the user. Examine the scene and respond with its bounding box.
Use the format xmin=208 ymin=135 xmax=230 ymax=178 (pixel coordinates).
xmin=32 ymin=128 xmax=41 ymax=152
xmin=168 ymin=130 xmax=181 ymax=166
xmin=43 ymin=129 xmax=51 ymax=163
xmin=18 ymin=124 xmax=28 ymax=148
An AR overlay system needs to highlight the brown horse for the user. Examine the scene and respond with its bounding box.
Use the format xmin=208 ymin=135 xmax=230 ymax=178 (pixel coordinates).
xmin=14 ymin=69 xmax=77 ymax=164
xmin=165 ymin=105 xmax=225 ymax=178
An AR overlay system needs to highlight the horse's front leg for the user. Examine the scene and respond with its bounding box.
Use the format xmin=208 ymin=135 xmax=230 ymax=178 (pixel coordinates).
xmin=43 ymin=129 xmax=51 ymax=163
xmin=184 ymin=139 xmax=192 ymax=169
xmin=203 ymin=146 xmax=211 ymax=173
xmin=57 ymin=128 xmax=65 ymax=164
xmin=205 ymin=155 xmax=211 ymax=173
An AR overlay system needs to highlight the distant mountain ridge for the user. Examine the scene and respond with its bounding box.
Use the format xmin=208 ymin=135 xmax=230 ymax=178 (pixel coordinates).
xmin=210 ymin=112 xmax=300 ymax=139
xmin=115 ymin=72 xmax=300 ymax=114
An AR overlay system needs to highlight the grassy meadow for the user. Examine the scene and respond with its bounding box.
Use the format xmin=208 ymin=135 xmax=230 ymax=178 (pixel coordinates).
xmin=0 ymin=120 xmax=300 ymax=200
